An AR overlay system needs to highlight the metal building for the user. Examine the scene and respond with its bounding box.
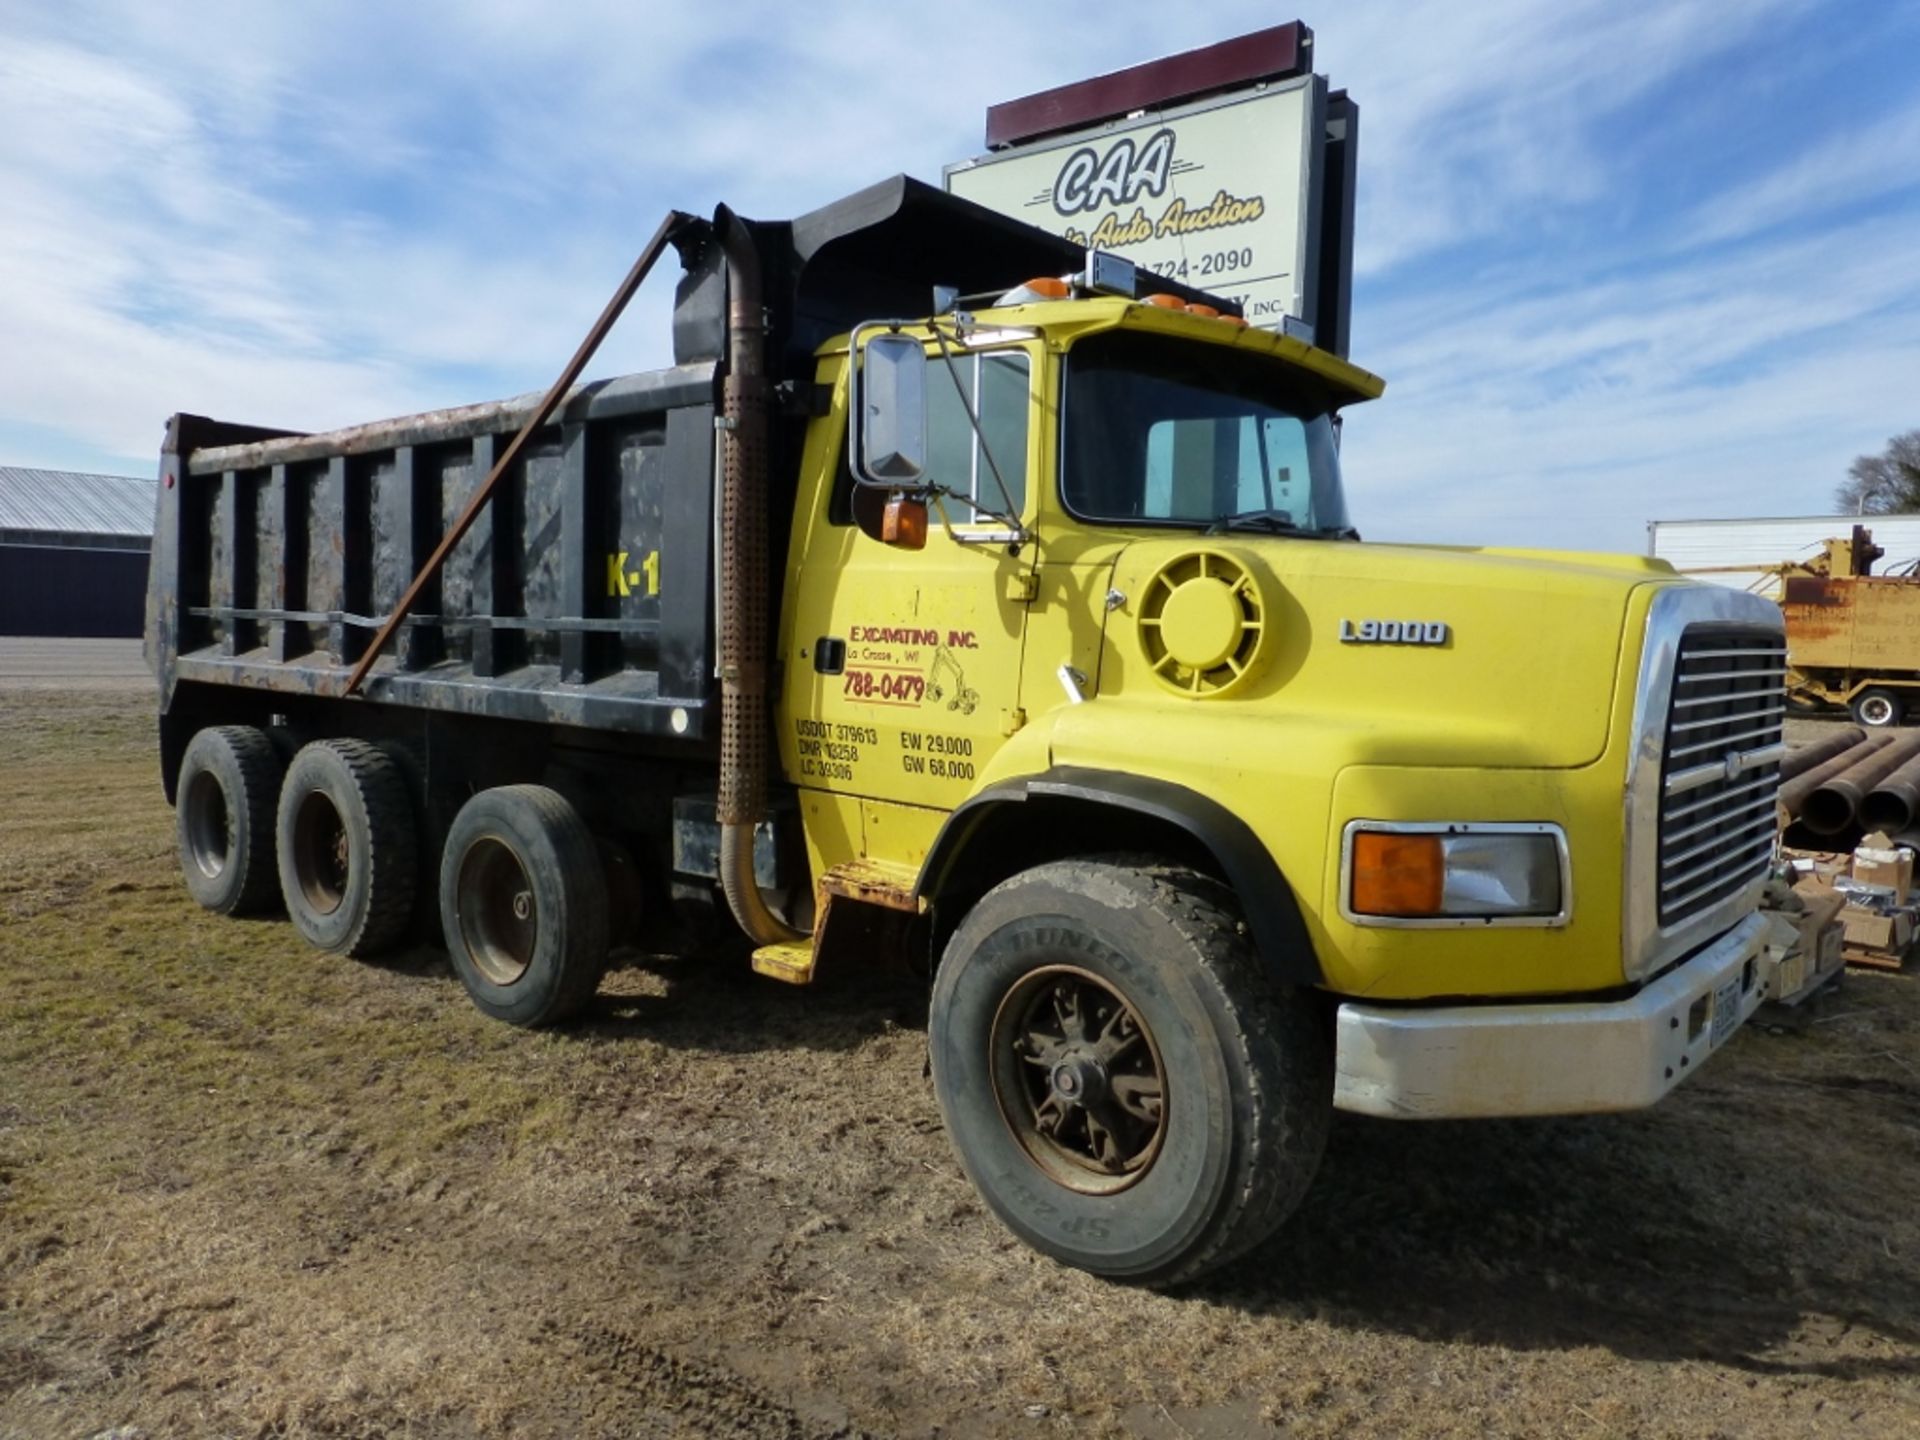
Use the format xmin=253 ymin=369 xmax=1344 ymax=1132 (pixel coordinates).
xmin=0 ymin=466 xmax=154 ymax=637
xmin=1648 ymin=515 xmax=1920 ymax=598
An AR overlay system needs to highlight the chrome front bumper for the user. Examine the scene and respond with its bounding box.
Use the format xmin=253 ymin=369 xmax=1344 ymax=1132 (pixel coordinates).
xmin=1332 ymin=909 xmax=1768 ymax=1119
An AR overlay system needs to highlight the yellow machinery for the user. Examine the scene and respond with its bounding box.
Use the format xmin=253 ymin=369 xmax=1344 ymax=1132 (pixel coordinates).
xmin=1775 ymin=527 xmax=1920 ymax=726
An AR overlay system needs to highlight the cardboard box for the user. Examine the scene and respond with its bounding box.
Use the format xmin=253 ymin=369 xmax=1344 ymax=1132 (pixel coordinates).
xmin=1767 ymin=943 xmax=1811 ymax=1001
xmin=1791 ymin=879 xmax=1846 ymax=954
xmin=1815 ymin=921 xmax=1845 ymax=975
xmin=1762 ymin=918 xmax=1848 ymax=1003
xmin=1782 ymin=847 xmax=1850 ymax=883
xmin=1850 ymin=833 xmax=1913 ymax=905
xmin=1840 ymin=906 xmax=1897 ymax=951
xmin=1839 ymin=905 xmax=1914 ymax=954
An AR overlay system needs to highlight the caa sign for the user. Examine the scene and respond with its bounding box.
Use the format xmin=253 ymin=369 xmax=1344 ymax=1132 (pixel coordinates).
xmin=946 ymin=76 xmax=1324 ymax=335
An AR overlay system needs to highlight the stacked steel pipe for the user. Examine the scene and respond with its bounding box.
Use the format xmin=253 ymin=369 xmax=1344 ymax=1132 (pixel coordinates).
xmin=1779 ymin=726 xmax=1866 ymax=783
xmin=1861 ymin=746 xmax=1920 ymax=833
xmin=1800 ymin=732 xmax=1920 ymax=834
xmin=1776 ymin=724 xmax=1920 ymax=847
xmin=1778 ymin=731 xmax=1892 ymax=829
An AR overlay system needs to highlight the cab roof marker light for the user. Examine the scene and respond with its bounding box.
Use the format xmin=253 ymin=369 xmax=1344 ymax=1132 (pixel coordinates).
xmin=994 ymin=275 xmax=1070 ymax=306
xmin=959 ymin=326 xmax=1040 ymax=347
xmin=1082 ymin=251 xmax=1138 ymax=299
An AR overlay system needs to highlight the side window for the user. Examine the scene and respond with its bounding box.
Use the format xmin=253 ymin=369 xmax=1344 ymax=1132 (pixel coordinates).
xmin=831 ymin=349 xmax=1029 ymax=525
xmin=971 ymin=353 xmax=1029 ymax=516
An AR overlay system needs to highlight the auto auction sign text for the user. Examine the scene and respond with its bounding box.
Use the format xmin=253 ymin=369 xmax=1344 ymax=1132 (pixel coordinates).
xmin=946 ymin=78 xmax=1319 ymax=333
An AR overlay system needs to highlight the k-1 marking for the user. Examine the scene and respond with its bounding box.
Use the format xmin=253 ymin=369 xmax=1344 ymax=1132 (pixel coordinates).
xmin=607 ymin=549 xmax=661 ymax=599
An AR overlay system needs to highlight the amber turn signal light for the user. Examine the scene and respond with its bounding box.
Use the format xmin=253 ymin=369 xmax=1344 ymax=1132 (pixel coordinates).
xmin=881 ymin=493 xmax=928 ymax=550
xmin=1350 ymin=831 xmax=1445 ymax=917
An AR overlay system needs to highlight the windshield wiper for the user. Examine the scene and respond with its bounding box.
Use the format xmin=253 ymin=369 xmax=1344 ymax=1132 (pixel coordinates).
xmin=1204 ymin=510 xmax=1353 ymax=540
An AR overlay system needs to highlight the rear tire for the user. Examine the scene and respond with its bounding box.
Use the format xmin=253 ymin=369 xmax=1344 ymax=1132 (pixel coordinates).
xmin=175 ymin=726 xmax=285 ymax=916
xmin=1852 ymin=688 xmax=1903 ymax=728
xmin=275 ymin=739 xmax=418 ymax=957
xmin=929 ymin=858 xmax=1330 ymax=1287
xmin=439 ymin=786 xmax=610 ymax=1027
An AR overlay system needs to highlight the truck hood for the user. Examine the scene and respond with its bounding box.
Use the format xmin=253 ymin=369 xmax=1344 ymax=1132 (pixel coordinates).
xmin=1095 ymin=537 xmax=1672 ymax=770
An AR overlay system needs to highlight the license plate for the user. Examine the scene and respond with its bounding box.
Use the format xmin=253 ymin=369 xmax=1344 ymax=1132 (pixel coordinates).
xmin=1710 ymin=975 xmax=1742 ymax=1046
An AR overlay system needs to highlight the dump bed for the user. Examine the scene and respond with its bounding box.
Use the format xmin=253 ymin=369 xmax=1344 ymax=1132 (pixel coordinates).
xmin=149 ymin=363 xmax=721 ymax=741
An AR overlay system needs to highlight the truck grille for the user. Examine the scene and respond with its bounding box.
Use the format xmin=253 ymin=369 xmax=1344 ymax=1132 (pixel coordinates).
xmin=1656 ymin=628 xmax=1785 ymax=928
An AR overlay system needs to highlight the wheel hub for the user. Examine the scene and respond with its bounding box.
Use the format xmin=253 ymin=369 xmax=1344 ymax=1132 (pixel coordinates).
xmin=456 ymin=837 xmax=539 ymax=987
xmin=291 ymin=789 xmax=350 ymax=915
xmin=183 ymin=771 xmax=231 ymax=880
xmin=1049 ymin=1053 xmax=1109 ymax=1106
xmin=989 ymin=966 xmax=1168 ymax=1195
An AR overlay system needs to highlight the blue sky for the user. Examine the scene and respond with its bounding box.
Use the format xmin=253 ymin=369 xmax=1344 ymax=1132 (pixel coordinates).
xmin=2 ymin=0 xmax=1916 ymax=554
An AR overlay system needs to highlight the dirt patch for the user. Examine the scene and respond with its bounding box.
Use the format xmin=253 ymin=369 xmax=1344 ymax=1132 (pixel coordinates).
xmin=3 ymin=682 xmax=1919 ymax=1438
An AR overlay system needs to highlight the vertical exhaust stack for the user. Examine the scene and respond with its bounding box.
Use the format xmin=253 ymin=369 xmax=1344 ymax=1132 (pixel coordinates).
xmin=715 ymin=207 xmax=806 ymax=946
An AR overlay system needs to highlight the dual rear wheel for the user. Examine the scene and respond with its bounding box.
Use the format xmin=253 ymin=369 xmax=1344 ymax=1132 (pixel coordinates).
xmin=174 ymin=727 xmax=608 ymax=1026
xmin=437 ymin=785 xmax=609 ymax=1027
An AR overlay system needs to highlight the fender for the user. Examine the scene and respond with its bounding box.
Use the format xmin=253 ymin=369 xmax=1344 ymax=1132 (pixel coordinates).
xmin=916 ymin=765 xmax=1323 ymax=986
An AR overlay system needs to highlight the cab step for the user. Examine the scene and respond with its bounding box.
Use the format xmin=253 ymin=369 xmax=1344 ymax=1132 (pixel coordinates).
xmin=748 ymin=861 xmax=924 ymax=986
xmin=751 ymin=940 xmax=816 ymax=985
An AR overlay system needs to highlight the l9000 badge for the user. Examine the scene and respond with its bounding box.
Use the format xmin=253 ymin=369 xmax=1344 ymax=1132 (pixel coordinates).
xmin=1339 ymin=619 xmax=1450 ymax=645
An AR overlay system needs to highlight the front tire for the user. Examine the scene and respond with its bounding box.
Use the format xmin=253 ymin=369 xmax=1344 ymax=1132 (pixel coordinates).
xmin=275 ymin=739 xmax=418 ymax=957
xmin=929 ymin=859 xmax=1330 ymax=1287
xmin=439 ymin=786 xmax=610 ymax=1027
xmin=176 ymin=725 xmax=286 ymax=916
xmin=1852 ymin=688 xmax=1903 ymax=728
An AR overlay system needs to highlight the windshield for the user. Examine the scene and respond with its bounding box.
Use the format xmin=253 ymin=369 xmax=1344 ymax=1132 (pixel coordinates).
xmin=1060 ymin=330 xmax=1352 ymax=535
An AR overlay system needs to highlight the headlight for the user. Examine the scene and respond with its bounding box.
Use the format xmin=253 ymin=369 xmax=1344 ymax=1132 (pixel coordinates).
xmin=1343 ymin=823 xmax=1567 ymax=925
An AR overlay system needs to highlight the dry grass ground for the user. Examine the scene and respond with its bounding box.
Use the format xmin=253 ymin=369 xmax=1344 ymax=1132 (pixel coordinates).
xmin=3 ymin=649 xmax=1919 ymax=1439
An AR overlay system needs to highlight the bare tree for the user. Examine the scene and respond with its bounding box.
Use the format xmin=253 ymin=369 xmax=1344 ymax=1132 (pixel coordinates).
xmin=1836 ymin=430 xmax=1920 ymax=514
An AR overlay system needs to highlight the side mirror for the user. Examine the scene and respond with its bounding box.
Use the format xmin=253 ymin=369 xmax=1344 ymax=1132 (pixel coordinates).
xmin=854 ymin=331 xmax=927 ymax=485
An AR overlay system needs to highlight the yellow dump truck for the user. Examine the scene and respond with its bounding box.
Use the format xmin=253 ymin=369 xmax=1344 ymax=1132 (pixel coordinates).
xmin=150 ymin=178 xmax=1785 ymax=1285
xmin=1779 ymin=529 xmax=1920 ymax=726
